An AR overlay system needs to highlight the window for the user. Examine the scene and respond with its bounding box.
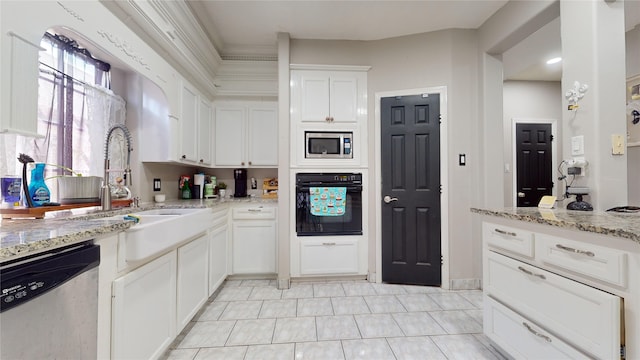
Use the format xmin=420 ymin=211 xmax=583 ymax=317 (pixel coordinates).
xmin=0 ymin=31 xmax=126 ymax=202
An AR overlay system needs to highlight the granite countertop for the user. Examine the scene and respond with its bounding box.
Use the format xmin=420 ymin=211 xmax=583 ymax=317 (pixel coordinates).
xmin=0 ymin=197 xmax=277 ymax=263
xmin=471 ymin=207 xmax=640 ymax=245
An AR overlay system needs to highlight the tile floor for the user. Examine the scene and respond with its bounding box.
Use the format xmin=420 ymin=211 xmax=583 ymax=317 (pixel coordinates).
xmin=162 ymin=280 xmax=504 ymax=360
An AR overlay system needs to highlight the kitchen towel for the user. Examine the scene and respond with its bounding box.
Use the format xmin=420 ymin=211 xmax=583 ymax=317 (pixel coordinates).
xmin=309 ymin=187 xmax=346 ymax=216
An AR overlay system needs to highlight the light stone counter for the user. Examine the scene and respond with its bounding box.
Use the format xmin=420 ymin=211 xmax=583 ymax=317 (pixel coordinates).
xmin=0 ymin=197 xmax=277 ymax=262
xmin=471 ymin=207 xmax=640 ymax=245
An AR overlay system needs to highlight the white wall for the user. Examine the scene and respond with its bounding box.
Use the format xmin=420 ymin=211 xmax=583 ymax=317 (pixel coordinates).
xmin=502 ymin=81 xmax=562 ymax=205
xmin=291 ymin=29 xmax=481 ymax=284
xmin=627 ymin=26 xmax=640 ymax=205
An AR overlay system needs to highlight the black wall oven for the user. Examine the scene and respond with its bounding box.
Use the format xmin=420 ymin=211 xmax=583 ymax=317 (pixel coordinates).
xmin=296 ymin=173 xmax=362 ymax=236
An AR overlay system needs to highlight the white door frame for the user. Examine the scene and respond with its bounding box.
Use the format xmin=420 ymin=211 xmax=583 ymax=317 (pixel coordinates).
xmin=511 ymin=118 xmax=559 ymax=206
xmin=374 ymin=87 xmax=449 ymax=289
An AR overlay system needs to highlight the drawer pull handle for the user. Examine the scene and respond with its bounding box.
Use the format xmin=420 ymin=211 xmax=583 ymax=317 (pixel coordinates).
xmin=555 ymin=244 xmax=595 ymax=257
xmin=494 ymin=228 xmax=517 ymax=237
xmin=247 ymin=209 xmax=263 ymax=212
xmin=322 ymin=242 xmax=336 ymax=246
xmin=517 ymin=266 xmax=546 ymax=280
xmin=522 ymin=322 xmax=552 ymax=343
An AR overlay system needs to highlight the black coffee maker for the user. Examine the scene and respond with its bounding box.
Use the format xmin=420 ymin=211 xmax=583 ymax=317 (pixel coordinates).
xmin=234 ymin=169 xmax=247 ymax=197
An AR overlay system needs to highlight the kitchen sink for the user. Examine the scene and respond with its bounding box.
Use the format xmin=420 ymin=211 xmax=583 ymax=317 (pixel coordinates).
xmin=98 ymin=207 xmax=213 ymax=262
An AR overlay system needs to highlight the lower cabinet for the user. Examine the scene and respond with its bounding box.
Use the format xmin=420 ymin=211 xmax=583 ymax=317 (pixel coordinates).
xmin=111 ymin=251 xmax=177 ymax=360
xmin=232 ymin=220 xmax=276 ymax=274
xmin=111 ymin=235 xmax=210 ymax=359
xmin=300 ymin=238 xmax=359 ymax=275
xmin=209 ymin=224 xmax=228 ymax=295
xmin=176 ymin=234 xmax=209 ymax=332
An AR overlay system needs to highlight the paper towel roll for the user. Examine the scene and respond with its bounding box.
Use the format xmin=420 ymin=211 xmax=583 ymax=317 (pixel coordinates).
xmin=194 ymin=173 xmax=205 ymax=199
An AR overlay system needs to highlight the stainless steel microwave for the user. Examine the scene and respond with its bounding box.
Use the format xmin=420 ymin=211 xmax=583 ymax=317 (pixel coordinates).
xmin=305 ymin=131 xmax=353 ymax=159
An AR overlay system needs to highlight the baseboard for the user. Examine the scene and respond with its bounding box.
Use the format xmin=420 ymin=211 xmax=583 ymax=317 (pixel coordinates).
xmin=449 ymin=278 xmax=482 ymax=290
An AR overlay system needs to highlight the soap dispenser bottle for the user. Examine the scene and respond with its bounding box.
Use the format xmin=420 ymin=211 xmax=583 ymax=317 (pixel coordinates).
xmin=28 ymin=163 xmax=50 ymax=207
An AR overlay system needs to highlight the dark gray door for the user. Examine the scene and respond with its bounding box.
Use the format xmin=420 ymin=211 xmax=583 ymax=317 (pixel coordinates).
xmin=381 ymin=94 xmax=441 ymax=286
xmin=516 ymin=123 xmax=553 ymax=207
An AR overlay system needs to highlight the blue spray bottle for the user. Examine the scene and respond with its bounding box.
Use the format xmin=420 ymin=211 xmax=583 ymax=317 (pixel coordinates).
xmin=28 ymin=163 xmax=50 ymax=207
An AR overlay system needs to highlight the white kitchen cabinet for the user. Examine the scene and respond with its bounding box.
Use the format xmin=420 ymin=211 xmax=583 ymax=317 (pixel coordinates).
xmin=292 ymin=69 xmax=367 ymax=123
xmin=300 ymin=238 xmax=359 ymax=275
xmin=198 ymin=98 xmax=213 ymax=165
xmin=112 ymin=251 xmax=177 ymax=360
xmin=231 ymin=206 xmax=277 ymax=274
xmin=209 ymin=206 xmax=229 ymax=295
xmin=179 ymin=80 xmax=199 ymax=162
xmin=1 ymin=32 xmax=41 ymax=136
xmin=214 ymin=102 xmax=277 ymax=168
xmin=176 ymin=234 xmax=209 ymax=333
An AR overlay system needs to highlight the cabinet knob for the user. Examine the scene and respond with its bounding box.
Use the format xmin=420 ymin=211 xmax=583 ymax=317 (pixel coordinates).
xmin=181 ymin=155 xmax=186 ymax=159
xmin=325 ymin=116 xmax=330 ymax=122
xmin=248 ymin=161 xmax=252 ymax=165
xmin=241 ymin=162 xmax=245 ymax=166
xmin=330 ymin=117 xmax=334 ymax=122
xmin=199 ymin=159 xmax=204 ymax=163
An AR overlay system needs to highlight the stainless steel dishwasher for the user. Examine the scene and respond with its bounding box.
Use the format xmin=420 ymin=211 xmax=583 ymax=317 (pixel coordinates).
xmin=0 ymin=242 xmax=100 ymax=359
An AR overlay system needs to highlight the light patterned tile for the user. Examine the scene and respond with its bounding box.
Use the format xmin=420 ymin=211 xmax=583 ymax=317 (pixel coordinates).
xmin=272 ymin=317 xmax=317 ymax=343
xmin=244 ymin=343 xmax=295 ymax=360
xmin=430 ymin=310 xmax=483 ymax=334
xmin=197 ymin=301 xmax=228 ymax=321
xmin=316 ymin=315 xmax=361 ymax=341
xmin=396 ymin=294 xmax=442 ymax=312
xmin=431 ymin=334 xmax=501 ymax=359
xmin=363 ymin=295 xmax=406 ymax=313
xmin=331 ymin=296 xmax=370 ymax=315
xmin=295 ymin=341 xmax=345 ymax=360
xmin=473 ymin=333 xmax=509 ymax=360
xmin=297 ymin=297 xmax=334 ymax=316
xmin=459 ymin=291 xmax=484 ymax=309
xmin=193 ymin=346 xmax=247 ymax=360
xmin=282 ymin=284 xmax=314 ymax=299
xmin=219 ymin=300 xmax=262 ymax=320
xmin=314 ymin=283 xmax=346 ymax=297
xmin=342 ymin=338 xmax=395 ymax=360
xmin=215 ymin=287 xmax=252 ymax=302
xmin=163 ymin=348 xmax=198 ymax=360
xmin=241 ymin=279 xmax=272 ymax=287
xmin=387 ymin=336 xmax=447 ymax=360
xmin=465 ymin=309 xmax=483 ymax=326
xmin=223 ymin=280 xmax=242 ymax=287
xmin=428 ymin=293 xmax=476 ymax=310
xmin=259 ymin=299 xmax=297 ymax=318
xmin=371 ymin=283 xmax=407 ymax=295
xmin=248 ymin=286 xmax=283 ymax=300
xmin=226 ymin=318 xmax=276 ymax=346
xmin=391 ymin=312 xmax=447 ymax=336
xmin=353 ymin=313 xmax=403 ymax=338
xmin=342 ymin=282 xmax=377 ymax=296
xmin=402 ymin=284 xmax=444 ymax=294
xmin=176 ymin=320 xmax=235 ymax=348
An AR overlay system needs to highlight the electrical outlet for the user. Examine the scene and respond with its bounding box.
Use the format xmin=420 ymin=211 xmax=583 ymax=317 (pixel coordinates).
xmin=153 ymin=178 xmax=161 ymax=191
xmin=611 ymin=134 xmax=625 ymax=155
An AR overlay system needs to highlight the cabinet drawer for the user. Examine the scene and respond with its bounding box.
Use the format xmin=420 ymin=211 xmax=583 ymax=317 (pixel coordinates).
xmin=483 ymin=222 xmax=534 ymax=258
xmin=300 ymin=239 xmax=358 ymax=275
xmin=536 ymin=234 xmax=627 ymax=288
xmin=484 ymin=296 xmax=589 ymax=359
xmin=232 ymin=206 xmax=276 ymax=220
xmin=485 ymin=252 xmax=621 ymax=360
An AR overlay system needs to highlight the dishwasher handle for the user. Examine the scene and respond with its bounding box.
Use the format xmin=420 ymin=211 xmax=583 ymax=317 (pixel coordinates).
xmin=0 ymin=244 xmax=100 ymax=313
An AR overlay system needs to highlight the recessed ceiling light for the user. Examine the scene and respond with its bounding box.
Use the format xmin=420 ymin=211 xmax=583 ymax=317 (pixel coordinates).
xmin=546 ymin=57 xmax=562 ymax=65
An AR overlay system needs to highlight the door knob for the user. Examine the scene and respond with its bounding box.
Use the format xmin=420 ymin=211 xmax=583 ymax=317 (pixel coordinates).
xmin=518 ymin=192 xmax=525 ymax=198
xmin=383 ymin=195 xmax=398 ymax=203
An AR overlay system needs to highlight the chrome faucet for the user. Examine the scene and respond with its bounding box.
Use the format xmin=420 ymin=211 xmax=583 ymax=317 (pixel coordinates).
xmin=101 ymin=124 xmax=133 ymax=210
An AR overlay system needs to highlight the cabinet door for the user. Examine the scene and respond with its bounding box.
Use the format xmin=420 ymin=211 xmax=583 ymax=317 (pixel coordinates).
xmin=215 ymin=107 xmax=246 ymax=166
xmin=299 ymin=73 xmax=330 ymax=122
xmin=112 ymin=251 xmax=177 ymax=360
xmin=209 ymin=225 xmax=228 ymax=295
xmin=300 ymin=238 xmax=359 ymax=275
xmin=248 ymin=107 xmax=278 ymax=166
xmin=329 ymin=74 xmax=358 ymax=122
xmin=198 ymin=99 xmax=212 ymax=166
xmin=177 ymin=235 xmax=209 ymax=332
xmin=180 ymin=82 xmax=198 ymax=162
xmin=232 ymin=220 xmax=276 ymax=274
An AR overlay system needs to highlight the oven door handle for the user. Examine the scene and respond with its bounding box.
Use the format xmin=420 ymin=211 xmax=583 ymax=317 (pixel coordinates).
xmin=297 ymin=185 xmax=362 ymax=192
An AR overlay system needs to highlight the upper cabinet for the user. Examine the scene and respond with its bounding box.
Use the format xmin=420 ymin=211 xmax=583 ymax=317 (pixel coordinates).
xmin=178 ymin=79 xmax=212 ymax=166
xmin=214 ymin=102 xmax=277 ymax=168
xmin=291 ymin=67 xmax=368 ymax=124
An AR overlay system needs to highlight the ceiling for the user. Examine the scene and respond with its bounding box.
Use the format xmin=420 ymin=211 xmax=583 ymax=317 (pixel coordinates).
xmin=187 ymin=0 xmax=640 ymax=81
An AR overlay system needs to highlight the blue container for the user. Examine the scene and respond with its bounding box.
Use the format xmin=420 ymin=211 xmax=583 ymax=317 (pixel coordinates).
xmin=1 ymin=176 xmax=22 ymax=205
xmin=28 ymin=163 xmax=50 ymax=207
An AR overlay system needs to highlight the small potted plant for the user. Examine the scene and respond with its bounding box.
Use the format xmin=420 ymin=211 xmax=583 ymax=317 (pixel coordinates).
xmin=217 ymin=182 xmax=227 ymax=198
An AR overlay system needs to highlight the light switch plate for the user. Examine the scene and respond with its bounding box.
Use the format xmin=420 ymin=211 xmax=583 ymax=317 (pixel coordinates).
xmin=571 ymin=135 xmax=584 ymax=156
xmin=611 ymin=134 xmax=625 ymax=155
